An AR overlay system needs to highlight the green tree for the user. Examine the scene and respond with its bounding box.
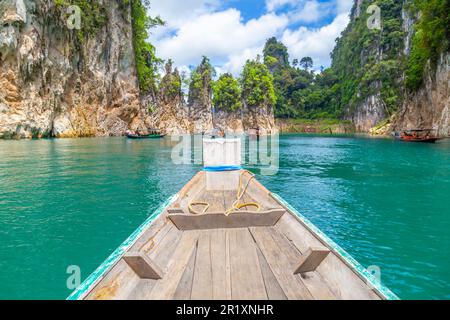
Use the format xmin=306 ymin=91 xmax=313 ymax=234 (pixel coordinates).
xmin=299 ymin=57 xmax=313 ymax=71
xmin=129 ymin=0 xmax=164 ymax=95
xmin=241 ymin=57 xmax=276 ymax=108
xmin=188 ymin=56 xmax=216 ymax=106
xmin=213 ymin=73 xmax=242 ymax=111
xmin=159 ymin=59 xmax=182 ymax=103
xmin=406 ymin=0 xmax=450 ymax=90
xmin=263 ymin=37 xmax=290 ymax=72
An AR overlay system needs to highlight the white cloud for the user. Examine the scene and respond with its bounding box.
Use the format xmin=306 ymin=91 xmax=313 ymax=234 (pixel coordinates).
xmin=266 ymin=0 xmax=302 ymax=12
xmin=223 ymin=46 xmax=265 ymax=75
xmin=153 ymin=9 xmax=288 ymax=75
xmin=151 ymin=0 xmax=220 ymax=28
xmin=290 ymin=1 xmax=328 ymax=24
xmin=150 ymin=0 xmax=221 ymax=40
xmin=281 ymin=13 xmax=350 ymax=69
xmin=335 ymin=0 xmax=354 ymax=15
xmin=150 ymin=0 xmax=352 ymax=76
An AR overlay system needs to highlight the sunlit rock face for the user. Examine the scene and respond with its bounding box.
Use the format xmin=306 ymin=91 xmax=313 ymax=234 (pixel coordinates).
xmin=393 ymin=54 xmax=450 ymax=137
xmin=0 ymin=0 xmax=146 ymax=138
xmin=0 ymin=0 xmax=26 ymax=57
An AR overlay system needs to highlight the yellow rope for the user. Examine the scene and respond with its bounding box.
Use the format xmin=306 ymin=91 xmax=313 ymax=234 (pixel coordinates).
xmin=188 ymin=202 xmax=210 ymax=215
xmin=188 ymin=171 xmax=261 ymax=216
xmin=225 ymin=171 xmax=260 ymax=216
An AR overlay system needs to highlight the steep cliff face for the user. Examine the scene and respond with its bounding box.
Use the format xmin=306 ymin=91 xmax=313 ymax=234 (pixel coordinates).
xmin=333 ymin=0 xmax=449 ymax=135
xmin=394 ymin=53 xmax=450 ymax=136
xmin=391 ymin=1 xmax=449 ymax=136
xmin=148 ymin=61 xmax=191 ymax=135
xmin=0 ymin=0 xmax=147 ymax=138
xmin=151 ymin=58 xmax=276 ymax=135
xmin=349 ymin=94 xmax=387 ymax=132
xmin=187 ymin=59 xmax=214 ymax=134
xmin=332 ymin=0 xmax=404 ymax=132
xmin=213 ymin=104 xmax=275 ymax=134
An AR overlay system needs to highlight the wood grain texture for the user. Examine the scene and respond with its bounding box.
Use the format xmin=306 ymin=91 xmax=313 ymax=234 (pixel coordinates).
xmin=147 ymin=231 xmax=199 ymax=300
xmin=210 ymin=229 xmax=231 ymax=299
xmin=268 ymin=228 xmax=335 ymax=300
xmin=294 ymin=247 xmax=330 ymax=274
xmin=228 ymin=229 xmax=267 ymax=300
xmin=169 ymin=210 xmax=285 ymax=231
xmin=250 ymin=227 xmax=313 ymax=300
xmin=123 ymin=252 xmax=163 ymax=279
xmin=191 ymin=232 xmax=213 ymax=300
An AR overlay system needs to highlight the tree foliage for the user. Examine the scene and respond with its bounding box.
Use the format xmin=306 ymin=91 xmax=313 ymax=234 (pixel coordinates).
xmin=262 ymin=38 xmax=337 ymax=119
xmin=213 ymin=73 xmax=242 ymax=111
xmin=241 ymin=57 xmax=276 ymax=108
xmin=299 ymin=57 xmax=313 ymax=71
xmin=405 ymin=0 xmax=450 ymax=90
xmin=159 ymin=59 xmax=182 ymax=103
xmin=188 ymin=56 xmax=216 ymax=106
xmin=127 ymin=0 xmax=164 ymax=95
xmin=330 ymin=0 xmax=405 ymax=115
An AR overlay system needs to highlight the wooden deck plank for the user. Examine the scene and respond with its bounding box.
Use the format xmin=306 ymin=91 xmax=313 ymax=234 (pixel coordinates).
xmin=268 ymin=227 xmax=336 ymax=300
xmin=223 ymin=190 xmax=236 ymax=213
xmin=129 ymin=215 xmax=171 ymax=253
xmin=173 ymin=242 xmax=197 ymax=300
xmin=228 ymin=228 xmax=267 ymax=300
xmin=87 ymin=259 xmax=141 ymax=300
xmin=191 ymin=232 xmax=213 ymax=300
xmin=210 ymin=229 xmax=231 ymax=300
xmin=200 ymin=189 xmax=226 ymax=213
xmin=225 ymin=229 xmax=232 ymax=300
xmin=148 ymin=231 xmax=199 ymax=300
xmin=275 ymin=213 xmax=380 ymax=300
xmin=249 ymin=227 xmax=313 ymax=300
xmin=126 ymin=223 xmax=183 ymax=300
xmin=255 ymin=246 xmax=287 ymax=300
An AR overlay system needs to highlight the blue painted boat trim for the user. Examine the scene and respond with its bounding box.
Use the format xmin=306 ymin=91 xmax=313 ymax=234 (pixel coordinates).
xmin=271 ymin=193 xmax=399 ymax=300
xmin=67 ymin=194 xmax=178 ymax=300
xmin=203 ymin=165 xmax=242 ymax=172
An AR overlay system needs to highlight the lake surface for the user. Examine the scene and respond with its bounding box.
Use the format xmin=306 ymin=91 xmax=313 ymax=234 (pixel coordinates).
xmin=0 ymin=135 xmax=449 ymax=299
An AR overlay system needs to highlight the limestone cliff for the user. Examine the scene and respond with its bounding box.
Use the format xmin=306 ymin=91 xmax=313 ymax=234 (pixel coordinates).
xmin=147 ymin=60 xmax=190 ymax=135
xmin=391 ymin=3 xmax=449 ymax=137
xmin=150 ymin=59 xmax=276 ymax=135
xmin=393 ymin=53 xmax=450 ymax=137
xmin=0 ymin=0 xmax=147 ymax=138
xmin=334 ymin=0 xmax=449 ymax=135
xmin=213 ymin=104 xmax=275 ymax=135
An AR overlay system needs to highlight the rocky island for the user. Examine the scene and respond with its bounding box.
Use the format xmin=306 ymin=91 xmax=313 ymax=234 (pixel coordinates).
xmin=0 ymin=0 xmax=448 ymax=138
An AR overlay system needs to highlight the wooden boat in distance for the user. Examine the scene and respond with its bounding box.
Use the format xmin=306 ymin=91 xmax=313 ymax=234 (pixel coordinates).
xmin=68 ymin=169 xmax=398 ymax=300
xmin=393 ymin=129 xmax=442 ymax=143
xmin=127 ymin=133 xmax=166 ymax=139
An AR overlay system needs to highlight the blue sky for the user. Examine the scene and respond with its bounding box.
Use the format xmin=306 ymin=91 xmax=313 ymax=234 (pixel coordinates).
xmin=149 ymin=0 xmax=354 ymax=75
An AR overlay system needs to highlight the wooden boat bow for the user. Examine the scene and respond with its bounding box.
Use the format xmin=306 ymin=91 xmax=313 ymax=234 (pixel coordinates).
xmin=67 ymin=170 xmax=398 ymax=300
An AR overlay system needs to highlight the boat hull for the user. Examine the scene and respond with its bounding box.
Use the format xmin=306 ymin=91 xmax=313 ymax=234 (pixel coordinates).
xmin=68 ymin=171 xmax=398 ymax=301
xmin=127 ymin=134 xmax=166 ymax=139
xmin=400 ymin=137 xmax=440 ymax=143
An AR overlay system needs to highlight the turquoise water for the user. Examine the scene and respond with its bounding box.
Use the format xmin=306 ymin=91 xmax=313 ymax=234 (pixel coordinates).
xmin=0 ymin=135 xmax=449 ymax=300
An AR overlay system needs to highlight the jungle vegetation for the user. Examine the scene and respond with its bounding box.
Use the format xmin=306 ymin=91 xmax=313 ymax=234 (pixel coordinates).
xmin=59 ymin=0 xmax=449 ymax=121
